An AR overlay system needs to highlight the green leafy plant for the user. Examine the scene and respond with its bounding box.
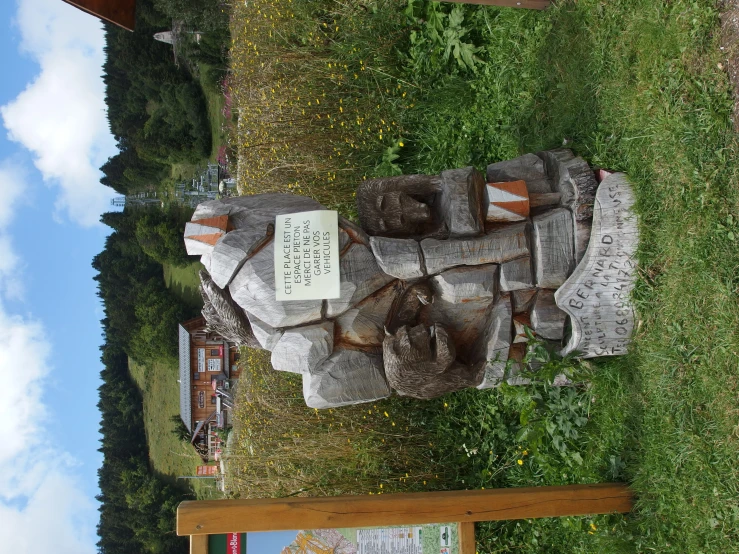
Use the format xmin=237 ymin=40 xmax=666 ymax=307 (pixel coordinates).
xmin=442 ymin=7 xmax=482 ymax=71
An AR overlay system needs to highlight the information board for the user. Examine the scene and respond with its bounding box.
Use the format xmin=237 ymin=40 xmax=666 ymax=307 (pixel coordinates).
xmin=274 ymin=210 xmax=340 ymax=301
xmin=244 ymin=523 xmax=459 ymax=554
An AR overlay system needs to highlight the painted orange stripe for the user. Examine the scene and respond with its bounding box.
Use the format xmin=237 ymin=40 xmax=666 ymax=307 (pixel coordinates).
xmin=192 ymin=214 xmax=230 ymax=231
xmin=185 ymin=233 xmax=223 ymax=246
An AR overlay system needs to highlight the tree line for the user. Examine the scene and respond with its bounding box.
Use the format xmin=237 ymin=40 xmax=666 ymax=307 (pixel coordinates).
xmin=94 ymin=205 xmax=198 ymax=554
xmin=100 ymin=0 xmax=229 ymax=195
xmin=95 ymin=0 xmax=229 ymax=550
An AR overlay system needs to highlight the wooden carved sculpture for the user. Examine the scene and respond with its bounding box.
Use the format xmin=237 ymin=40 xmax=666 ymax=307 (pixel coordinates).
xmin=184 ymin=150 xmax=639 ymax=408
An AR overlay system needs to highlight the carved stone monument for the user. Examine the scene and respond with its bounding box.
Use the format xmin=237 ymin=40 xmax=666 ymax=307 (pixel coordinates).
xmin=185 ymin=149 xmax=639 ymax=408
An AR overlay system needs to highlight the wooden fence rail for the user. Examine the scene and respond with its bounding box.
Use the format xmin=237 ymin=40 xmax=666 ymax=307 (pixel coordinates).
xmin=179 ymin=483 xmax=633 ymax=554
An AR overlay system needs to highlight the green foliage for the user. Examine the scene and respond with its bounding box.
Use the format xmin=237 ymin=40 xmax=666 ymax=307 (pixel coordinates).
xmin=101 ymin=0 xmax=230 ymax=195
xmin=135 ymin=205 xmax=194 ymax=267
xmin=129 ymin=278 xmax=188 ymax=364
xmin=96 ymin=347 xmax=189 ymax=554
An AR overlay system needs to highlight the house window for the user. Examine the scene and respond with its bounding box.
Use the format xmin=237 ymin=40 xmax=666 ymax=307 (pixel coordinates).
xmin=211 ymin=395 xmax=217 ymax=405
xmin=233 ymin=353 xmax=240 ymax=361
xmin=210 ymin=349 xmax=220 ymax=356
xmin=193 ymin=372 xmax=200 ymax=380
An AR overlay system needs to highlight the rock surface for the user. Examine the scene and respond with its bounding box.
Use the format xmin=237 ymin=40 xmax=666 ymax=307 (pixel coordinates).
xmin=302 ymin=349 xmax=391 ymax=408
xmin=369 ymin=237 xmax=426 ymax=279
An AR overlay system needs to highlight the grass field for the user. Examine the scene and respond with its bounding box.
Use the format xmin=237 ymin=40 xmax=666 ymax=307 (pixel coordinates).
xmin=199 ymin=65 xmax=228 ymax=163
xmin=128 ymin=358 xmax=220 ymax=499
xmin=227 ymin=1 xmax=739 ymax=552
xmin=163 ymin=261 xmax=203 ymax=311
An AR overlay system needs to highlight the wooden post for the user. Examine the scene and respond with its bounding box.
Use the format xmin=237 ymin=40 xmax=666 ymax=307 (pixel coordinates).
xmin=190 ymin=534 xmax=208 ymax=554
xmin=441 ymin=0 xmax=550 ymax=10
xmin=458 ymin=522 xmax=477 ymax=554
xmin=178 ymin=483 xmax=632 ymax=536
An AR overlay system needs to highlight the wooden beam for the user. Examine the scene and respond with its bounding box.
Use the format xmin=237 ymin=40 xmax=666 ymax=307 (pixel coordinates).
xmin=177 ymin=483 xmax=633 ymax=536
xmin=441 ymin=0 xmax=550 ymax=9
xmin=62 ymin=0 xmax=137 ymax=31
xmin=458 ymin=522 xmax=476 ymax=554
xmin=190 ymin=534 xmax=208 ymax=554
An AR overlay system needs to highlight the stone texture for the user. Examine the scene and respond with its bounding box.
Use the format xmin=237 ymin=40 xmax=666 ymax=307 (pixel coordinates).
xmin=246 ymin=312 xmax=283 ymax=351
xmin=369 ymin=237 xmax=426 ymax=279
xmin=271 ymin=322 xmax=334 ymax=374
xmin=530 ymin=289 xmax=567 ymax=340
xmin=335 ymin=282 xmax=401 ymax=347
xmin=474 ymin=294 xmax=513 ymax=389
xmin=499 ymin=256 xmax=534 ymax=292
xmin=555 ymin=173 xmax=639 ymax=358
xmin=429 ymin=265 xmax=497 ymax=304
xmin=421 ymin=222 xmax=529 ymax=275
xmin=531 ymin=208 xmax=576 ymax=288
xmin=438 ymin=167 xmax=485 ymax=238
xmin=325 ymin=243 xmax=395 ymax=318
xmin=302 ymin=349 xmax=391 ymax=409
xmin=486 ymin=153 xmax=552 ymax=194
xmin=512 ymin=289 xmax=537 ymax=314
xmin=229 ymin=239 xmax=323 ymax=328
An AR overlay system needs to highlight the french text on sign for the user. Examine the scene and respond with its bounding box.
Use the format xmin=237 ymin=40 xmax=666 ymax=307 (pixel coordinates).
xmin=274 ymin=210 xmax=341 ymax=301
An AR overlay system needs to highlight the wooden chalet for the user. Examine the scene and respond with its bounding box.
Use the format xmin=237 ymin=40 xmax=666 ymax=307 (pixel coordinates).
xmin=62 ymin=0 xmax=137 ymax=31
xmin=179 ymin=316 xmax=242 ymax=461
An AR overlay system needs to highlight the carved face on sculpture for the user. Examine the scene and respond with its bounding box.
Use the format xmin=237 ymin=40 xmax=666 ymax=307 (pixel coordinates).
xmin=356 ymin=175 xmax=443 ymax=238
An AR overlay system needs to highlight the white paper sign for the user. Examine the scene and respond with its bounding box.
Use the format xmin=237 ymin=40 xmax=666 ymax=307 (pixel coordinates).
xmin=357 ymin=527 xmax=422 ymax=554
xmin=274 ymin=210 xmax=341 ymax=301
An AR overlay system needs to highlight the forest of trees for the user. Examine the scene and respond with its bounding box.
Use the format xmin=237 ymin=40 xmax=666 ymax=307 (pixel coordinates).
xmin=100 ymin=0 xmax=229 ymax=195
xmin=94 ymin=207 xmax=198 ymax=554
xmin=95 ymin=0 xmax=228 ymax=551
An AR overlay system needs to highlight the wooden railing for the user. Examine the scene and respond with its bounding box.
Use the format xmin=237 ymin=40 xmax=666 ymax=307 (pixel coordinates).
xmin=178 ymin=483 xmax=633 ymax=553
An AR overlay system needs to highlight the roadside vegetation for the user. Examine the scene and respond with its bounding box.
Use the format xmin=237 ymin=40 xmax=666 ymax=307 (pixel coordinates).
xmin=227 ymin=1 xmax=739 ymax=553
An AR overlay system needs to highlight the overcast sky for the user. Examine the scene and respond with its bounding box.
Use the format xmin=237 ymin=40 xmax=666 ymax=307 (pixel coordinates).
xmin=0 ymin=0 xmax=116 ymax=551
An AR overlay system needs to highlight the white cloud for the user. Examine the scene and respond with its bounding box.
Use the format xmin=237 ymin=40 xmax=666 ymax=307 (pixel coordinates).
xmin=0 ymin=302 xmax=97 ymax=553
xmin=2 ymin=0 xmax=117 ymax=227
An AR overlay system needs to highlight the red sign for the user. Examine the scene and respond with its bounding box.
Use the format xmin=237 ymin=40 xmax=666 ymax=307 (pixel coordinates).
xmin=219 ymin=345 xmax=224 ymax=357
xmin=227 ymin=533 xmax=240 ymax=554
xmin=196 ymin=465 xmax=218 ymax=477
